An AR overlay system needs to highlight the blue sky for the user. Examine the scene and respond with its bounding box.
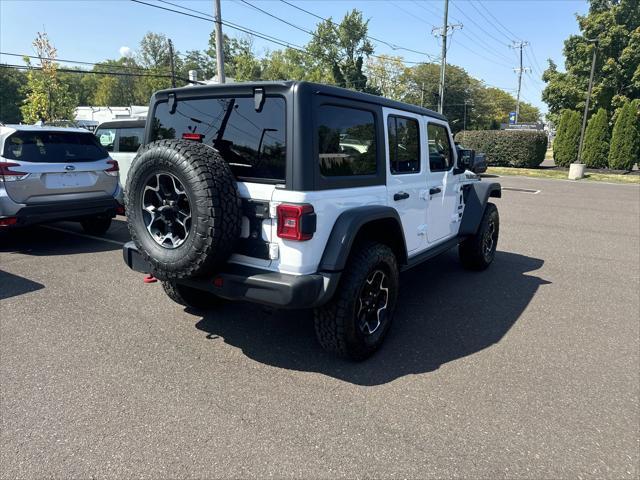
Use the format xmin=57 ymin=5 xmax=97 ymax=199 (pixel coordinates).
xmin=0 ymin=0 xmax=589 ymax=113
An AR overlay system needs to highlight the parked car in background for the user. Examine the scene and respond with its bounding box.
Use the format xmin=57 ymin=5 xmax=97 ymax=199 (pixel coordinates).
xmin=0 ymin=125 xmax=123 ymax=234
xmin=95 ymin=119 xmax=145 ymax=190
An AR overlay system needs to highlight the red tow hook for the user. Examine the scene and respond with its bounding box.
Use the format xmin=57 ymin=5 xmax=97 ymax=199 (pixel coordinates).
xmin=143 ymin=274 xmax=158 ymax=284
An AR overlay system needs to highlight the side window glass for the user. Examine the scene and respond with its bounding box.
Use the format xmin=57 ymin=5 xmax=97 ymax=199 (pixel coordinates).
xmin=317 ymin=105 xmax=377 ymax=177
xmin=118 ymin=127 xmax=144 ymax=153
xmin=95 ymin=128 xmax=116 ymax=152
xmin=427 ymin=124 xmax=453 ymax=172
xmin=388 ymin=115 xmax=420 ymax=174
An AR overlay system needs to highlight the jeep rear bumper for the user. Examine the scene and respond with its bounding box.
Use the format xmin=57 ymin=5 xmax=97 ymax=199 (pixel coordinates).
xmin=122 ymin=242 xmax=340 ymax=309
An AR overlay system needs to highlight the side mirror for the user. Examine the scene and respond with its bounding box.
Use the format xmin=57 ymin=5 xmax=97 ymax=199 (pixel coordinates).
xmin=454 ymin=148 xmax=474 ymax=174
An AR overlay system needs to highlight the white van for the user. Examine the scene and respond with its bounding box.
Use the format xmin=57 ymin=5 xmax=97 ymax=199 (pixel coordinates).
xmin=95 ymin=119 xmax=145 ymax=190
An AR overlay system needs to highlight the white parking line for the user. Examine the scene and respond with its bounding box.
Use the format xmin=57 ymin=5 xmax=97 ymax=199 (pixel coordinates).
xmin=502 ymin=186 xmax=541 ymax=194
xmin=41 ymin=225 xmax=127 ymax=246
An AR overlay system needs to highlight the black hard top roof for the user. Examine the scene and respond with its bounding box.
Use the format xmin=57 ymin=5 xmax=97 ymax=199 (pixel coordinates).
xmin=156 ymin=80 xmax=448 ymax=122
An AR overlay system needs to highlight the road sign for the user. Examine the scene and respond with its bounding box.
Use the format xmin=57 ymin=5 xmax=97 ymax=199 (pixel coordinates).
xmin=509 ymin=111 xmax=517 ymax=125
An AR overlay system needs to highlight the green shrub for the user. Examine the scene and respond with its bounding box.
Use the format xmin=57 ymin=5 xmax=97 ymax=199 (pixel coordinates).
xmin=454 ymin=129 xmax=548 ymax=168
xmin=608 ymin=100 xmax=640 ymax=171
xmin=581 ymin=108 xmax=610 ymax=168
xmin=553 ymin=109 xmax=581 ymax=167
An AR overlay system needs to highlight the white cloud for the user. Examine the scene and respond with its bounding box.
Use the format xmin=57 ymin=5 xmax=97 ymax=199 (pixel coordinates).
xmin=119 ymin=46 xmax=132 ymax=58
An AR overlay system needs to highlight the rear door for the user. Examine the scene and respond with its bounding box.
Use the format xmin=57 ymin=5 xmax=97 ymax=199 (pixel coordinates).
xmin=1 ymin=130 xmax=117 ymax=204
xmin=383 ymin=108 xmax=427 ymax=253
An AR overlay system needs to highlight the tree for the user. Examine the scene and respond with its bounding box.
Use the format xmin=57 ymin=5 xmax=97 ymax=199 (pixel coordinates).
xmin=542 ymin=0 xmax=640 ymax=123
xmin=399 ymin=63 xmax=540 ymax=133
xmin=208 ymin=33 xmax=262 ymax=80
xmin=20 ymin=32 xmax=76 ymax=123
xmin=608 ymin=100 xmax=640 ymax=170
xmin=581 ymin=108 xmax=610 ymax=168
xmin=136 ymin=32 xmax=174 ymax=104
xmin=553 ymin=109 xmax=582 ymax=167
xmin=0 ymin=66 xmax=26 ymax=123
xmin=306 ymin=10 xmax=375 ymax=92
xmin=365 ymin=55 xmax=408 ymax=101
xmin=180 ymin=49 xmax=215 ymax=81
xmin=92 ymin=58 xmax=142 ymax=106
xmin=261 ymin=47 xmax=331 ymax=82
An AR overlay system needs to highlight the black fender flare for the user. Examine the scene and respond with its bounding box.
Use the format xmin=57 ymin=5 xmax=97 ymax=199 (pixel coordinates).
xmin=318 ymin=206 xmax=408 ymax=272
xmin=459 ymin=182 xmax=501 ymax=236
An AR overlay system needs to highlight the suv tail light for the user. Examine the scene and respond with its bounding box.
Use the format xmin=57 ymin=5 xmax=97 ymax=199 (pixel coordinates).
xmin=105 ymin=159 xmax=119 ymax=177
xmin=276 ymin=203 xmax=316 ymax=241
xmin=0 ymin=162 xmax=29 ymax=182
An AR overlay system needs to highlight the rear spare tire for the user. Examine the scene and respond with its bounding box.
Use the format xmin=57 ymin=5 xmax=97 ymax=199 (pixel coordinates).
xmin=125 ymin=139 xmax=241 ymax=280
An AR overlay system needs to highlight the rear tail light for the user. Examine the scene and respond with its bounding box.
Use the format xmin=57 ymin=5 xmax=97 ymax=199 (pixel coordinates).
xmin=276 ymin=203 xmax=316 ymax=241
xmin=105 ymin=159 xmax=119 ymax=177
xmin=116 ymin=204 xmax=125 ymax=215
xmin=182 ymin=133 xmax=203 ymax=142
xmin=0 ymin=217 xmax=18 ymax=227
xmin=0 ymin=162 xmax=29 ymax=182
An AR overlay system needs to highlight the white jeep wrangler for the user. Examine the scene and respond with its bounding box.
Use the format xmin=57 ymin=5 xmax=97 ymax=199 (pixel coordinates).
xmin=122 ymin=81 xmax=501 ymax=360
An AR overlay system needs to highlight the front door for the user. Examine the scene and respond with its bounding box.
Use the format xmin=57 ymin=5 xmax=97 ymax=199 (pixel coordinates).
xmin=425 ymin=121 xmax=459 ymax=244
xmin=384 ymin=109 xmax=427 ymax=253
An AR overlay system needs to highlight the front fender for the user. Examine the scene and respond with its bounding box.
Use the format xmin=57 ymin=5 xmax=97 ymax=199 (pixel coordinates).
xmin=459 ymin=182 xmax=501 ymax=236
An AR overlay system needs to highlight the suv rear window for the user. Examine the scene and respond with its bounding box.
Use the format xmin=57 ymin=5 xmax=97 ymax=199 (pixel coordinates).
xmin=151 ymin=97 xmax=286 ymax=182
xmin=3 ymin=131 xmax=109 ymax=162
xmin=317 ymin=105 xmax=377 ymax=177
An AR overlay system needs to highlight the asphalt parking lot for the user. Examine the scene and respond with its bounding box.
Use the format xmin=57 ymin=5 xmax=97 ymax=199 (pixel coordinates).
xmin=1 ymin=175 xmax=639 ymax=479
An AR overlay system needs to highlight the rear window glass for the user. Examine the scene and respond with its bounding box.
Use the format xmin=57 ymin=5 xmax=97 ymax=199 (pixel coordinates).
xmin=3 ymin=131 xmax=109 ymax=162
xmin=317 ymin=105 xmax=377 ymax=177
xmin=152 ymin=97 xmax=286 ymax=182
xmin=118 ymin=127 xmax=144 ymax=152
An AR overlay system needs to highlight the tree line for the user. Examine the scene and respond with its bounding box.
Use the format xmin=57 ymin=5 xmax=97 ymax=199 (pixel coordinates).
xmin=0 ymin=9 xmax=540 ymax=131
xmin=545 ymin=0 xmax=639 ymax=170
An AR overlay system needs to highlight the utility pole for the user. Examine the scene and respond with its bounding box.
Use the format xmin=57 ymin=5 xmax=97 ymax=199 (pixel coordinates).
xmin=168 ymin=39 xmax=176 ymax=88
xmin=214 ymin=0 xmax=225 ymax=84
xmin=577 ymin=40 xmax=598 ymax=165
xmin=463 ymin=100 xmax=473 ymax=132
xmin=510 ymin=41 xmax=530 ymax=124
xmin=432 ymin=0 xmax=462 ymax=114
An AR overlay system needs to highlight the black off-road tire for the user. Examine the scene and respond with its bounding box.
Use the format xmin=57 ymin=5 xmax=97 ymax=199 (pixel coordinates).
xmin=161 ymin=280 xmax=225 ymax=310
xmin=80 ymin=216 xmax=112 ymax=235
xmin=459 ymin=202 xmax=499 ymax=271
xmin=314 ymin=242 xmax=399 ymax=361
xmin=125 ymin=139 xmax=241 ymax=280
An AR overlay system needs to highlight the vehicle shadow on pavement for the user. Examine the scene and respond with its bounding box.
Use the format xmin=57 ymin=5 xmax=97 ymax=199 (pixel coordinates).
xmin=0 ymin=223 xmax=122 ymax=256
xmin=193 ymin=250 xmax=549 ymax=386
xmin=0 ymin=270 xmax=45 ymax=300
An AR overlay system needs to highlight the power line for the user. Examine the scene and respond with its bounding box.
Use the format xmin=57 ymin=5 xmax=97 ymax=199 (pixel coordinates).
xmin=448 ymin=1 xmax=512 ymax=50
xmin=0 ymin=63 xmax=196 ymax=82
xmin=278 ymin=0 xmax=438 ymax=59
xmin=472 ymin=0 xmax=519 ymax=41
xmin=133 ymin=0 xmax=435 ymax=66
xmin=1 ymin=51 xmax=161 ymax=74
xmin=467 ymin=0 xmax=513 ymax=43
xmin=386 ymin=0 xmax=512 ymax=67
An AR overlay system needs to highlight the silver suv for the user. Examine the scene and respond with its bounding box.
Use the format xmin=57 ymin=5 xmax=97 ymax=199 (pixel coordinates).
xmin=0 ymin=125 xmax=124 ymax=234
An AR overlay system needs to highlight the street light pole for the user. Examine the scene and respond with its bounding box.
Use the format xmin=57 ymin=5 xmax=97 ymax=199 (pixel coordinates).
xmin=214 ymin=0 xmax=225 ymax=83
xmin=577 ymin=41 xmax=598 ymax=164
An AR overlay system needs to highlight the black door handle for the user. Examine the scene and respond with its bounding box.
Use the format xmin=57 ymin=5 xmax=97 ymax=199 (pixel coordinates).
xmin=394 ymin=192 xmax=410 ymax=201
xmin=429 ymin=187 xmax=442 ymax=195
